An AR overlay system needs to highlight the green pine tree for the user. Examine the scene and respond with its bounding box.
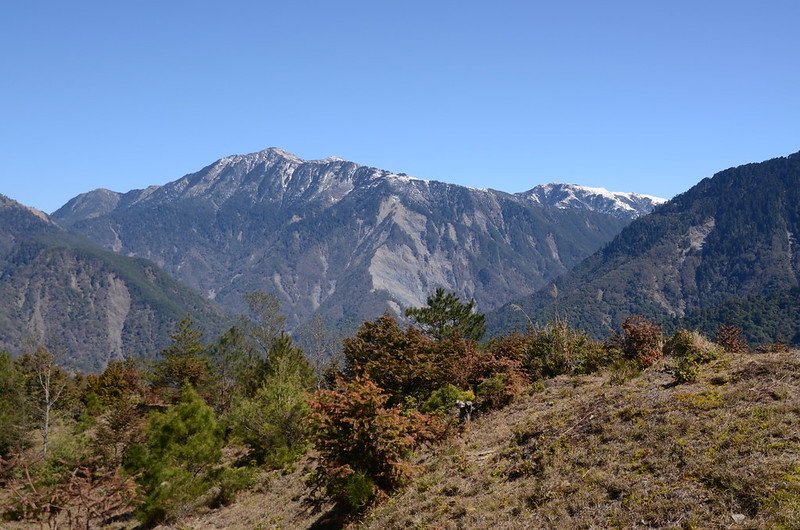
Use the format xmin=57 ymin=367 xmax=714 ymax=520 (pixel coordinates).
xmin=125 ymin=386 xmax=225 ymax=524
xmin=152 ymin=315 xmax=211 ymax=397
xmin=405 ymin=288 xmax=486 ymax=342
xmin=227 ymin=334 xmax=315 ymax=467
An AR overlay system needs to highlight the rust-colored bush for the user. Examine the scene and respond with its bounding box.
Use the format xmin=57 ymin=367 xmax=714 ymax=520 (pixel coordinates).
xmin=447 ymin=337 xmax=526 ymax=410
xmin=310 ymin=375 xmax=435 ymax=508
xmin=343 ymin=314 xmax=442 ymax=404
xmin=619 ymin=315 xmax=663 ymax=368
xmin=715 ymin=325 xmax=749 ymax=353
xmin=86 ymin=359 xmax=145 ymax=407
xmin=343 ymin=314 xmax=526 ymax=412
xmin=2 ymin=453 xmax=136 ymax=529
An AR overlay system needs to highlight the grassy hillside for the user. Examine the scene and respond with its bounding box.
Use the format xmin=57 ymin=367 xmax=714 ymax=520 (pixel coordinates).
xmin=146 ymin=348 xmax=799 ymax=529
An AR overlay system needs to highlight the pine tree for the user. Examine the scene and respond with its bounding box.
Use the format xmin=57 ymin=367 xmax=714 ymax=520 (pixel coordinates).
xmin=125 ymin=386 xmax=224 ymax=524
xmin=227 ymin=334 xmax=315 ymax=467
xmin=242 ymin=291 xmax=286 ymax=358
xmin=162 ymin=315 xmax=206 ymax=358
xmin=207 ymin=326 xmax=249 ymax=412
xmin=405 ymin=288 xmax=486 ymax=342
xmin=152 ymin=316 xmax=211 ymax=399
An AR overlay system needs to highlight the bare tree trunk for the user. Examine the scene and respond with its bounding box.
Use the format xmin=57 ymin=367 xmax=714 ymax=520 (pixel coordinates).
xmin=300 ymin=313 xmax=341 ymax=388
xmin=33 ymin=347 xmax=66 ymax=458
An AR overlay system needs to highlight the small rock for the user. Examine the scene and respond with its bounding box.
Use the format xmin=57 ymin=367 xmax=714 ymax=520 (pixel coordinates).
xmin=731 ymin=513 xmax=746 ymax=523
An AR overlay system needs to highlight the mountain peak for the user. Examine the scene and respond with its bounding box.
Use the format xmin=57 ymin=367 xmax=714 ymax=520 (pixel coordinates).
xmin=491 ymin=150 xmax=800 ymax=344
xmin=258 ymin=146 xmax=304 ymax=161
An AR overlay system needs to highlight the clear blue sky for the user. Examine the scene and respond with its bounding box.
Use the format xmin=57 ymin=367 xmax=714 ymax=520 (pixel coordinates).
xmin=2 ymin=1 xmax=799 ymax=213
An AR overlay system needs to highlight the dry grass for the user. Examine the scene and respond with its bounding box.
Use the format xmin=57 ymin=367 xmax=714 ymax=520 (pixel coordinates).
xmin=359 ymin=350 xmax=800 ymax=529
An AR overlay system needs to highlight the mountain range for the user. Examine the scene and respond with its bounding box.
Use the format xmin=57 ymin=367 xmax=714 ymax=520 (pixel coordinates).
xmin=489 ymin=150 xmax=800 ymax=345
xmin=51 ymin=148 xmax=662 ymax=337
xmin=6 ymin=146 xmax=799 ymax=368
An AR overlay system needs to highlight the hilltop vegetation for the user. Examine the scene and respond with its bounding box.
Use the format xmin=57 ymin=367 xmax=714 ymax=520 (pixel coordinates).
xmin=359 ymin=347 xmax=799 ymax=529
xmin=1 ymin=290 xmax=797 ymax=529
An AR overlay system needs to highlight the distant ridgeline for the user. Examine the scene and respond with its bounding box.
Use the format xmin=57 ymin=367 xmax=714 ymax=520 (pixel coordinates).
xmin=489 ymin=150 xmax=800 ymax=346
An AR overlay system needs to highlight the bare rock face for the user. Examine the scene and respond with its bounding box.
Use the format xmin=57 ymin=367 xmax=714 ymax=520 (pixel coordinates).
xmin=53 ymin=148 xmax=660 ymax=334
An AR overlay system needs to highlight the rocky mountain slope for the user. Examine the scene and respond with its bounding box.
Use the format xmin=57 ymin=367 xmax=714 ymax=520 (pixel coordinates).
xmin=53 ymin=148 xmax=662 ymax=332
xmin=0 ymin=195 xmax=227 ymax=371
xmin=490 ymin=151 xmax=800 ymax=344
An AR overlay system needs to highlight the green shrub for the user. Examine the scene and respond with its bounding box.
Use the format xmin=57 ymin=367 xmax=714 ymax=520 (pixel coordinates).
xmin=0 ymin=351 xmax=28 ymax=457
xmin=607 ymin=357 xmax=642 ymax=385
xmin=420 ymin=384 xmax=475 ymax=415
xmin=521 ymin=320 xmax=610 ymax=379
xmin=477 ymin=374 xmax=515 ymax=410
xmin=664 ymin=329 xmax=722 ymax=384
xmin=342 ymin=471 xmax=376 ymax=510
xmin=208 ymin=466 xmax=257 ymax=508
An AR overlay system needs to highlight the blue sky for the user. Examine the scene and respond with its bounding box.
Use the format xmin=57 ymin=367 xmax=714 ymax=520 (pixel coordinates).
xmin=1 ymin=1 xmax=799 ymax=213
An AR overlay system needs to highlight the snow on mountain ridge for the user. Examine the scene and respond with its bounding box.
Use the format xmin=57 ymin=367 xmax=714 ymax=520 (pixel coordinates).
xmin=54 ymin=148 xmax=663 ymax=224
xmin=520 ymin=183 xmax=666 ymax=219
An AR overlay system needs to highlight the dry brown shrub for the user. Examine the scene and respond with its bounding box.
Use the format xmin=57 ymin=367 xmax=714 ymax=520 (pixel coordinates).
xmin=715 ymin=324 xmax=749 ymax=353
xmin=619 ymin=315 xmax=664 ymax=367
xmin=1 ymin=453 xmax=136 ymax=529
xmin=310 ymin=375 xmax=437 ymax=509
